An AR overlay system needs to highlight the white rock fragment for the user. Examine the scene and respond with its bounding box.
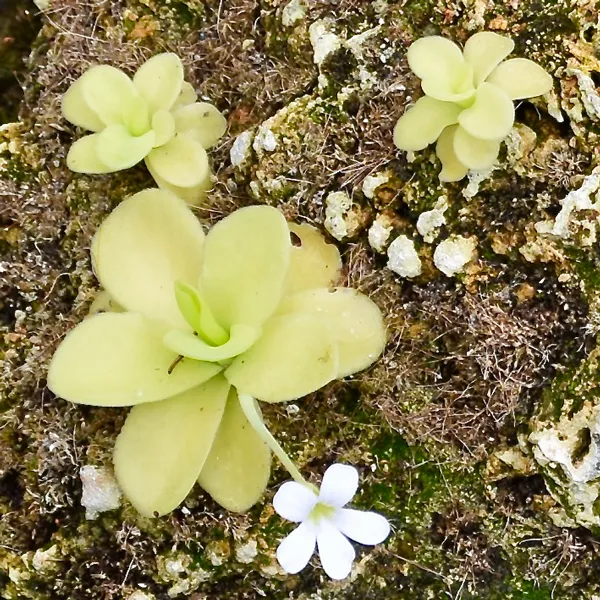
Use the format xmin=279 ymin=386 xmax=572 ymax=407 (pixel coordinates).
xmin=253 ymin=122 xmax=278 ymax=153
xmin=386 ymin=235 xmax=422 ymax=278
xmin=80 ymin=465 xmax=122 ymax=519
xmin=368 ymin=215 xmax=393 ymax=253
xmin=127 ymin=592 xmax=155 ymax=600
xmin=530 ymin=404 xmax=600 ymax=528
xmin=462 ymin=167 xmax=495 ymax=199
xmin=567 ymin=68 xmax=600 ymax=121
xmin=309 ymin=20 xmax=342 ymax=65
xmin=416 ymin=196 xmax=448 ymax=243
xmin=362 ymin=172 xmax=390 ymax=199
xmin=230 ymin=130 xmax=254 ymax=167
xmin=324 ymin=191 xmax=354 ymax=241
xmin=281 ymin=0 xmax=306 ymax=27
xmin=32 ymin=545 xmax=59 ymax=572
xmin=433 ymin=235 xmax=477 ymax=277
xmin=535 ymin=166 xmax=600 ymax=240
xmin=235 ymin=539 xmax=258 ymax=564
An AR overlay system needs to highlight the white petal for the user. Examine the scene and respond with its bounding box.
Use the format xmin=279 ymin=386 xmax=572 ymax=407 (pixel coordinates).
xmin=316 ymin=522 xmax=355 ymax=580
xmin=276 ymin=523 xmax=317 ymax=574
xmin=318 ymin=464 xmax=358 ymax=507
xmin=333 ymin=508 xmax=391 ymax=545
xmin=273 ymin=481 xmax=318 ymax=522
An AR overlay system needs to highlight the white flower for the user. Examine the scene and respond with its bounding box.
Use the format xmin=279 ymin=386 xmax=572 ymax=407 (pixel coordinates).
xmin=273 ymin=464 xmax=391 ymax=580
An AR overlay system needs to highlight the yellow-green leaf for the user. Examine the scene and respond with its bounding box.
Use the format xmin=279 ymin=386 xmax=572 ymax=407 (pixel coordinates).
xmin=114 ymin=375 xmax=229 ymax=517
xmin=277 ymin=288 xmax=386 ymax=378
xmin=95 ymin=124 xmax=155 ymax=170
xmin=285 ymin=223 xmax=342 ymax=295
xmin=435 ymin=125 xmax=468 ymax=182
xmin=174 ymin=102 xmax=227 ymax=149
xmin=198 ymin=389 xmax=271 ymax=512
xmin=66 ymin=134 xmax=113 ymax=174
xmin=133 ymin=53 xmax=184 ymax=115
xmin=463 ymin=32 xmax=514 ymax=87
xmin=393 ymin=96 xmax=462 ymax=152
xmin=225 ymin=312 xmax=338 ymax=403
xmin=91 ymin=189 xmax=205 ymax=330
xmin=487 ymin=58 xmax=553 ymax=100
xmin=453 ymin=125 xmax=500 ymax=170
xmin=48 ymin=312 xmax=220 ymax=407
xmin=407 ymin=36 xmax=465 ymax=82
xmin=146 ymin=134 xmax=209 ymax=188
xmin=200 ymin=205 xmax=291 ymax=329
xmin=62 ymin=77 xmax=105 ymax=132
xmin=458 ymin=82 xmax=515 ymax=141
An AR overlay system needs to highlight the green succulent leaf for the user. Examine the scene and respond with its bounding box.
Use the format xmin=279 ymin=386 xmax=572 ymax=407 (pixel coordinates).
xmin=487 ymin=58 xmax=553 ymax=100
xmin=463 ymin=31 xmax=514 ymax=87
xmin=285 ymin=223 xmax=342 ymax=295
xmin=114 ymin=375 xmax=230 ymax=517
xmin=133 ymin=52 xmax=184 ymax=115
xmin=200 ymin=205 xmax=291 ymax=330
xmin=146 ymin=134 xmax=209 ymax=188
xmin=453 ymin=125 xmax=500 ymax=170
xmin=173 ymin=102 xmax=227 ymax=149
xmin=80 ymin=65 xmax=139 ymax=127
xmin=225 ymin=312 xmax=338 ymax=403
xmin=66 ymin=134 xmax=112 ymax=173
xmin=277 ymin=288 xmax=386 ymax=378
xmin=95 ymin=124 xmax=155 ymax=171
xmin=174 ymin=81 xmax=198 ymax=109
xmin=407 ymin=36 xmax=465 ymax=82
xmin=91 ymin=189 xmax=205 ymax=330
xmin=435 ymin=125 xmax=469 ymax=182
xmin=151 ymin=109 xmax=176 ymax=147
xmin=163 ymin=324 xmax=260 ymax=362
xmin=458 ymin=82 xmax=515 ymax=141
xmin=47 ymin=312 xmax=220 ymax=407
xmin=198 ymin=388 xmax=271 ymax=512
xmin=420 ymin=62 xmax=475 ymax=105
xmin=145 ymin=156 xmax=212 ymax=205
xmin=393 ymin=96 xmax=462 ymax=151
xmin=62 ymin=77 xmax=105 ymax=132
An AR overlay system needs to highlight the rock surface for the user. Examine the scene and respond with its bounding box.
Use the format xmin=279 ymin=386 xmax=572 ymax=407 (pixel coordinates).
xmin=3 ymin=0 xmax=600 ymax=598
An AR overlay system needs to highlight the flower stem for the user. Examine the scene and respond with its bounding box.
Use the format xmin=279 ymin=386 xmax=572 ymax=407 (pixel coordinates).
xmin=238 ymin=394 xmax=317 ymax=492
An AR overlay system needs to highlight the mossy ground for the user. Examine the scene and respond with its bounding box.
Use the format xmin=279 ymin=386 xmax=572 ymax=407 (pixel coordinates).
xmin=3 ymin=0 xmax=600 ymax=598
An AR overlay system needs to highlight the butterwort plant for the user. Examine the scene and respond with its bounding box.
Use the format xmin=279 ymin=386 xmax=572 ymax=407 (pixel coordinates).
xmin=393 ymin=32 xmax=553 ymax=181
xmin=62 ymin=53 xmax=226 ymax=202
xmin=47 ymin=189 xmax=387 ymax=517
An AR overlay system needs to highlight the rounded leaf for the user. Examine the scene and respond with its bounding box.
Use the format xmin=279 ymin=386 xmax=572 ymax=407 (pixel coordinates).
xmin=200 ymin=205 xmax=291 ymax=329
xmin=458 ymin=82 xmax=515 ymax=140
xmin=285 ymin=223 xmax=342 ymax=295
xmin=393 ymin=96 xmax=462 ymax=152
xmin=435 ymin=125 xmax=468 ymax=182
xmin=146 ymin=134 xmax=209 ymax=188
xmin=487 ymin=58 xmax=553 ymax=100
xmin=407 ymin=36 xmax=465 ymax=82
xmin=80 ymin=65 xmax=139 ymax=127
xmin=91 ymin=188 xmax=205 ymax=330
xmin=95 ymin=124 xmax=155 ymax=170
xmin=197 ymin=389 xmax=271 ymax=512
xmin=114 ymin=375 xmax=229 ymax=517
xmin=151 ymin=109 xmax=176 ymax=147
xmin=463 ymin=32 xmax=514 ymax=87
xmin=133 ymin=52 xmax=184 ymax=115
xmin=277 ymin=288 xmax=386 ymax=378
xmin=420 ymin=62 xmax=475 ymax=104
xmin=66 ymin=134 xmax=113 ymax=174
xmin=453 ymin=125 xmax=500 ymax=170
xmin=62 ymin=77 xmax=105 ymax=132
xmin=174 ymin=102 xmax=227 ymax=149
xmin=225 ymin=312 xmax=338 ymax=403
xmin=174 ymin=81 xmax=198 ymax=109
xmin=47 ymin=312 xmax=221 ymax=407
xmin=145 ymin=156 xmax=212 ymax=206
